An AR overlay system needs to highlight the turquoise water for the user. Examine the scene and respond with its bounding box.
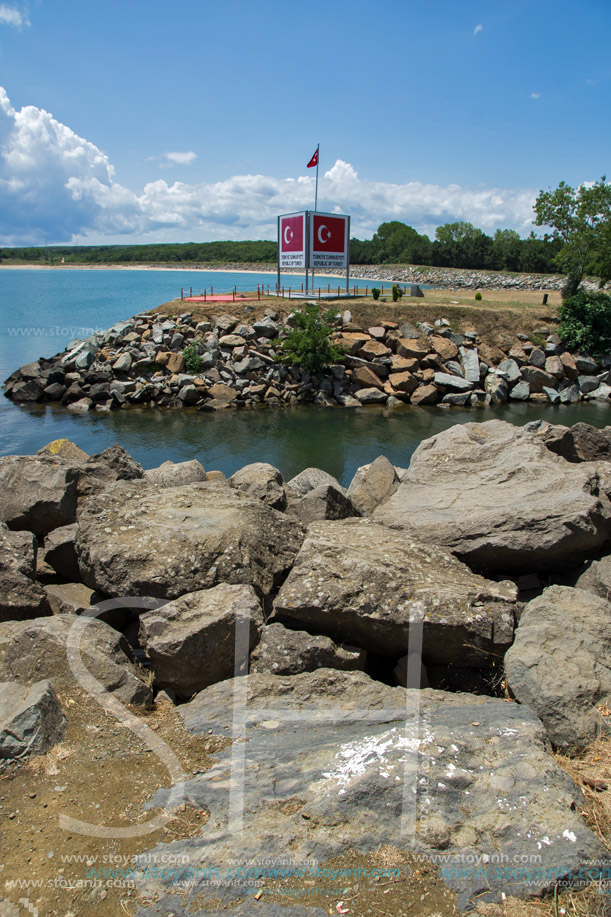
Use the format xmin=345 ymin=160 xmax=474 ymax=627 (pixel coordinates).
xmin=1 ymin=268 xmax=610 ymax=485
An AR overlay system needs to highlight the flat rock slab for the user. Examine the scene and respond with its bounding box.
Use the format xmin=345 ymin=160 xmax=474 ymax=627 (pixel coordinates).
xmin=505 ymin=586 xmax=611 ymax=751
xmin=250 ymin=622 xmax=365 ymax=675
xmin=0 ymin=679 xmax=65 ymax=758
xmin=76 ymin=480 xmax=304 ymax=599
xmin=373 ymin=420 xmax=611 ymax=573
xmin=0 ymin=613 xmax=152 ymax=707
xmin=135 ymin=670 xmax=607 ymax=911
xmin=271 ymin=519 xmax=517 ymax=666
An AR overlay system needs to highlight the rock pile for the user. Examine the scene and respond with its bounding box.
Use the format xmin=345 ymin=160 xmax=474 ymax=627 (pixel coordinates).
xmin=4 ymin=308 xmax=611 ymax=412
xmin=2 ymin=421 xmax=611 ymax=909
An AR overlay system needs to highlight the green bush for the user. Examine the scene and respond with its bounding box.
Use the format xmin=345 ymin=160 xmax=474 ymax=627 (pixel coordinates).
xmin=474 ymin=291 xmax=482 ymax=301
xmin=371 ymin=288 xmax=381 ymax=301
xmin=392 ymin=284 xmax=403 ymax=302
xmin=558 ymin=290 xmax=611 ymax=355
xmin=183 ymin=343 xmax=203 ymax=374
xmin=275 ymin=305 xmax=344 ymax=376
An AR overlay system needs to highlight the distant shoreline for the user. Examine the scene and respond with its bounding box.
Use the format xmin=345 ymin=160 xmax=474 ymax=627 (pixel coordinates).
xmin=0 ymin=263 xmax=342 ymax=280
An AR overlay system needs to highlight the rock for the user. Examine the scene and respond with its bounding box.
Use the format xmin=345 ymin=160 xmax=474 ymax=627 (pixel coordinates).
xmin=0 ymin=524 xmax=50 ymax=622
xmin=393 ymin=652 xmax=429 ymax=687
xmin=0 ymin=454 xmax=79 ymax=536
xmin=166 ymin=352 xmax=185 ymax=374
xmin=509 ymin=380 xmax=530 ymax=400
xmin=178 ymin=384 xmax=200 ymax=405
xmin=484 ymin=374 xmax=508 ymax=404
xmin=250 ymin=623 xmax=365 ymax=675
xmin=559 ymin=352 xmax=579 ymax=380
xmin=272 ymin=519 xmax=516 ymax=666
xmin=430 ymin=335 xmax=458 ymax=361
xmin=112 ymin=352 xmax=132 ymax=373
xmin=543 ymin=386 xmax=561 ymax=403
xmin=442 ymin=391 xmax=472 ymax=406
xmin=520 ymin=366 xmax=557 ymax=393
xmin=346 ymin=455 xmax=399 ymax=515
xmin=529 ymin=348 xmax=546 ymax=368
xmin=560 ymin=383 xmax=581 ymax=404
xmin=433 ymin=372 xmax=472 ymax=392
xmin=497 ymin=358 xmax=521 ymax=384
xmin=138 ymin=670 xmax=607 ymax=911
xmin=42 ymin=523 xmax=79 ymax=580
xmin=564 ymin=423 xmax=611 ymax=462
xmin=410 ymin=383 xmax=438 ymax=405
xmin=580 ymin=375 xmax=603 ymax=394
xmin=574 ymin=354 xmax=598 ymax=374
xmin=354 ymin=387 xmax=387 ymax=404
xmin=144 ymin=460 xmax=207 ymax=488
xmin=505 ymin=586 xmax=611 ymax=751
xmin=206 ymin=382 xmax=239 ymax=406
xmin=0 ymin=614 xmax=152 ymax=706
xmin=286 ymin=467 xmax=344 ymax=498
xmin=575 ymin=555 xmax=611 ymax=600
xmin=43 ymin=582 xmax=95 ymax=616
xmin=545 ymin=355 xmax=565 ymax=378
xmin=351 ymin=366 xmax=385 ymax=389
xmin=286 ymin=484 xmax=360 ymax=525
xmin=459 ymin=346 xmax=480 ymax=383
xmin=139 ymin=584 xmax=263 ymax=698
xmin=524 ymin=419 xmax=574 ymax=461
xmin=76 ymin=480 xmax=304 ymax=599
xmin=230 ymin=462 xmax=287 ymax=511
xmin=387 ymin=370 xmax=418 ymax=394
xmin=0 ymin=680 xmax=66 ymax=759
xmin=372 ymin=420 xmax=611 ymax=573
xmin=358 ymin=340 xmax=390 ymax=360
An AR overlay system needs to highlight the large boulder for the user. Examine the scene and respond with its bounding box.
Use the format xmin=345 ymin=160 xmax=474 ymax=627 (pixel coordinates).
xmin=136 ymin=670 xmax=607 ymax=911
xmin=230 ymin=462 xmax=287 ymax=511
xmin=286 ymin=484 xmax=360 ymax=525
xmin=271 ymin=519 xmax=517 ymax=666
xmin=250 ymin=622 xmax=365 ymax=675
xmin=0 ymin=679 xmax=66 ymax=759
xmin=0 ymin=523 xmax=50 ymax=622
xmin=575 ymin=554 xmax=611 ymax=599
xmin=144 ymin=459 xmax=207 ymax=488
xmin=505 ymin=586 xmax=611 ymax=751
xmin=0 ymin=614 xmax=152 ymax=707
xmin=139 ymin=584 xmax=263 ymax=698
xmin=373 ymin=420 xmax=611 ymax=573
xmin=346 ymin=455 xmax=399 ymax=515
xmin=0 ymin=454 xmax=79 ymax=536
xmin=42 ymin=523 xmax=79 ymax=580
xmin=286 ymin=467 xmax=344 ymax=497
xmin=76 ymin=480 xmax=304 ymax=599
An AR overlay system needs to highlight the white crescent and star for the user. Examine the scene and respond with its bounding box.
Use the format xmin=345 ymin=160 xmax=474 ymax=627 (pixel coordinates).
xmin=317 ymin=224 xmax=332 ymax=244
xmin=283 ymin=226 xmax=294 ymax=245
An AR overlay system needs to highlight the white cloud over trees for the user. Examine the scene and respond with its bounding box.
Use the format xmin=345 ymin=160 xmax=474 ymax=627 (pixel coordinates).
xmin=0 ymin=87 xmax=537 ymax=245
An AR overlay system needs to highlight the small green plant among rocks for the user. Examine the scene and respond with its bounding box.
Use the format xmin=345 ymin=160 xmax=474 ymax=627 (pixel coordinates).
xmin=275 ymin=304 xmax=344 ymax=376
xmin=371 ymin=288 xmax=381 ymax=301
xmin=183 ymin=343 xmax=203 ymax=374
xmin=475 ymin=291 xmax=483 ymax=301
xmin=392 ymin=284 xmax=403 ymax=302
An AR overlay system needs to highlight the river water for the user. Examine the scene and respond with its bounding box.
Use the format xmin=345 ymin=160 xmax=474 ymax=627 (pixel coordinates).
xmin=1 ymin=268 xmax=610 ymax=485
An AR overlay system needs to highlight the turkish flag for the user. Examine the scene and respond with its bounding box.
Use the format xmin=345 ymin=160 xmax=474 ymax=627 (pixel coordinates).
xmin=311 ymin=214 xmax=347 ymax=253
xmin=280 ymin=214 xmax=304 ymax=253
xmin=306 ymin=148 xmax=319 ymax=168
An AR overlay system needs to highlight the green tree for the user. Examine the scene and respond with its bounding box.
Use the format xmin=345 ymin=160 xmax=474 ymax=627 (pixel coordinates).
xmin=492 ymin=229 xmax=522 ymax=271
xmin=534 ymin=176 xmax=611 ymax=298
xmin=558 ymin=290 xmax=611 ymax=355
xmin=434 ymin=221 xmax=492 ymax=269
xmin=275 ymin=305 xmax=344 ymax=376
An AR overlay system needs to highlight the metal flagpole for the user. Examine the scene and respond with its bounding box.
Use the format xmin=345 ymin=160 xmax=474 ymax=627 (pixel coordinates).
xmin=312 ymin=144 xmax=319 ymax=293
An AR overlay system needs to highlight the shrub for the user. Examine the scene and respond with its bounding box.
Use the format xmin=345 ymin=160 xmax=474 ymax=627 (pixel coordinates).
xmin=392 ymin=284 xmax=403 ymax=302
xmin=371 ymin=288 xmax=381 ymax=301
xmin=558 ymin=290 xmax=611 ymax=355
xmin=183 ymin=343 xmax=203 ymax=374
xmin=275 ymin=305 xmax=345 ymax=376
xmin=475 ymin=291 xmax=482 ymax=301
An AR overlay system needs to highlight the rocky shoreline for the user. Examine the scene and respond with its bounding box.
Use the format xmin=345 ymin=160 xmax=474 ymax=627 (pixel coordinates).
xmin=2 ymin=421 xmax=611 ymax=912
xmin=4 ymin=302 xmax=611 ymax=413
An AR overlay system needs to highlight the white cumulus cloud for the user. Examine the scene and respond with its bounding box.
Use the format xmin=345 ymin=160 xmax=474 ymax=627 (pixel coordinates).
xmin=530 ymin=92 xmax=541 ymax=99
xmin=473 ymin=23 xmax=483 ymax=35
xmin=163 ymin=151 xmax=197 ymax=166
xmin=0 ymin=4 xmax=29 ymax=27
xmin=0 ymin=87 xmax=538 ymax=245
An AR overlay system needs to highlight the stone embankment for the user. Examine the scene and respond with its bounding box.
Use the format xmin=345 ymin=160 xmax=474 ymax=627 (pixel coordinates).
xmin=2 ymin=421 xmax=611 ymax=910
xmin=4 ymin=306 xmax=611 ymax=412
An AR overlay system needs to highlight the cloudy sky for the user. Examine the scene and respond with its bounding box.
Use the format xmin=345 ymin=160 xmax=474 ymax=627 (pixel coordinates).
xmin=0 ymin=0 xmax=609 ymax=246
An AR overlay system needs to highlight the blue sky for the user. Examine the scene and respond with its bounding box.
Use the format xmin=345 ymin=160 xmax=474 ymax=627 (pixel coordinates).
xmin=0 ymin=0 xmax=609 ymax=245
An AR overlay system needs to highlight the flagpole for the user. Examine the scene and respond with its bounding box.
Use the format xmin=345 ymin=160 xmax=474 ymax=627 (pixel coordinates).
xmin=312 ymin=144 xmax=319 ymax=293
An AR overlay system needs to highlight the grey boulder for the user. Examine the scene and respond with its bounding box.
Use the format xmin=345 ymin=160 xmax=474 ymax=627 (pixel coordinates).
xmin=250 ymin=622 xmax=365 ymax=675
xmin=144 ymin=459 xmax=207 ymax=487
xmin=286 ymin=467 xmax=344 ymax=498
xmin=0 ymin=523 xmax=50 ymax=622
xmin=346 ymin=455 xmax=399 ymax=515
xmin=0 ymin=679 xmax=66 ymax=759
xmin=272 ymin=519 xmax=517 ymax=666
xmin=505 ymin=585 xmax=611 ymax=751
xmin=42 ymin=523 xmax=79 ymax=580
xmin=230 ymin=462 xmax=287 ymax=510
xmin=0 ymin=613 xmax=152 ymax=707
xmin=139 ymin=584 xmax=263 ymax=698
xmin=0 ymin=453 xmax=79 ymax=536
xmin=286 ymin=484 xmax=360 ymax=525
xmin=76 ymin=480 xmax=304 ymax=599
xmin=373 ymin=420 xmax=611 ymax=572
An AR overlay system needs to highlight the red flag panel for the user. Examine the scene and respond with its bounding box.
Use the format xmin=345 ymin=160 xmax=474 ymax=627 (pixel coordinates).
xmin=280 ymin=214 xmax=304 ymax=253
xmin=311 ymin=214 xmax=347 ymax=254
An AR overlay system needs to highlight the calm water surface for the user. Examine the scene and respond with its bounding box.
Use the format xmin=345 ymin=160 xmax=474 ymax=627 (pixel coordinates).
xmin=1 ymin=268 xmax=610 ymax=485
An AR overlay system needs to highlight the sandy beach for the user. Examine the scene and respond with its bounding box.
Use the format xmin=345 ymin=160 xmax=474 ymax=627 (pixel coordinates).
xmin=0 ymin=263 xmax=343 ymax=279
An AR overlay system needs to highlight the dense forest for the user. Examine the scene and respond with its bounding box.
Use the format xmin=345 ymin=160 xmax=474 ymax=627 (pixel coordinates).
xmin=0 ymin=221 xmax=563 ymax=274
